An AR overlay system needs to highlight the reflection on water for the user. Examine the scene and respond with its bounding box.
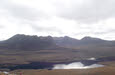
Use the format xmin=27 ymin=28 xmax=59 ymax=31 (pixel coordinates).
xmin=53 ymin=62 xmax=104 ymax=69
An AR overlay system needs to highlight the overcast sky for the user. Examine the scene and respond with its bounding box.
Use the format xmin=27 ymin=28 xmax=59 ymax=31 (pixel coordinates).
xmin=0 ymin=0 xmax=115 ymax=40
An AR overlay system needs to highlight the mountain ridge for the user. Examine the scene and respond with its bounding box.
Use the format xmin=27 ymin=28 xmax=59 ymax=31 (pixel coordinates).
xmin=0 ymin=34 xmax=115 ymax=50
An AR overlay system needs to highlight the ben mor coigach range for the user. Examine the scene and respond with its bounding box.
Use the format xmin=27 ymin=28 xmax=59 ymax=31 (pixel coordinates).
xmin=0 ymin=34 xmax=115 ymax=64
xmin=0 ymin=34 xmax=115 ymax=50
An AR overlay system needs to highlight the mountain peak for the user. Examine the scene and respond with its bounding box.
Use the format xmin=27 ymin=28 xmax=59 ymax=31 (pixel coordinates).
xmin=1 ymin=34 xmax=56 ymax=50
xmin=81 ymin=36 xmax=103 ymax=41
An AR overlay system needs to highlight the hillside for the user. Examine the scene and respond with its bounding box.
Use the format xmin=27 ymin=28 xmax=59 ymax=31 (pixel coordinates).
xmin=0 ymin=34 xmax=114 ymax=64
xmin=0 ymin=34 xmax=115 ymax=50
xmin=0 ymin=34 xmax=56 ymax=50
xmin=54 ymin=36 xmax=115 ymax=48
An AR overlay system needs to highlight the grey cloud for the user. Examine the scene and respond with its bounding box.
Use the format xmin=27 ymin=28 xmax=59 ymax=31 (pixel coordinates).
xmin=0 ymin=0 xmax=48 ymax=21
xmin=8 ymin=6 xmax=47 ymax=21
xmin=91 ymin=29 xmax=115 ymax=35
xmin=30 ymin=24 xmax=63 ymax=34
xmin=1 ymin=0 xmax=115 ymax=24
xmin=0 ymin=0 xmax=115 ymax=40
xmin=74 ymin=29 xmax=115 ymax=36
xmin=0 ymin=25 xmax=4 ymax=29
xmin=17 ymin=20 xmax=63 ymax=34
xmin=56 ymin=0 xmax=115 ymax=23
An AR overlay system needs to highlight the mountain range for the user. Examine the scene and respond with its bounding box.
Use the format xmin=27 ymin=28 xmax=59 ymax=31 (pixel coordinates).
xmin=0 ymin=34 xmax=115 ymax=50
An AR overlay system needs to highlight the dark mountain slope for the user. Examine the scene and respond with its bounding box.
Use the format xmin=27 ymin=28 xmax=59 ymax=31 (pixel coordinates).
xmin=0 ymin=34 xmax=115 ymax=50
xmin=53 ymin=36 xmax=80 ymax=47
xmin=0 ymin=34 xmax=56 ymax=50
xmin=0 ymin=34 xmax=115 ymax=64
xmin=53 ymin=36 xmax=115 ymax=47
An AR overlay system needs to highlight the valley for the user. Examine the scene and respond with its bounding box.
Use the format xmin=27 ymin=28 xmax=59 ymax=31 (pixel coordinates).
xmin=0 ymin=34 xmax=115 ymax=75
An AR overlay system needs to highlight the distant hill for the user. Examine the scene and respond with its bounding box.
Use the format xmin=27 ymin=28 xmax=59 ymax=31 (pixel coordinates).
xmin=53 ymin=36 xmax=115 ymax=47
xmin=0 ymin=34 xmax=115 ymax=50
xmin=53 ymin=36 xmax=80 ymax=47
xmin=0 ymin=34 xmax=115 ymax=64
xmin=0 ymin=34 xmax=56 ymax=50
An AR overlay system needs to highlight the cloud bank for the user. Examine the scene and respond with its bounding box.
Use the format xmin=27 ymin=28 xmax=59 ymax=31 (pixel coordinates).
xmin=53 ymin=62 xmax=104 ymax=69
xmin=0 ymin=0 xmax=115 ymax=40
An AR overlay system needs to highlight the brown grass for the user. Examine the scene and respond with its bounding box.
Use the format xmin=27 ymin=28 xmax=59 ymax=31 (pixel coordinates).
xmin=11 ymin=66 xmax=115 ymax=75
